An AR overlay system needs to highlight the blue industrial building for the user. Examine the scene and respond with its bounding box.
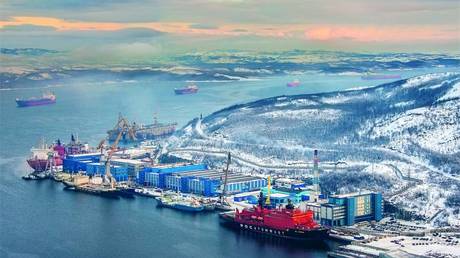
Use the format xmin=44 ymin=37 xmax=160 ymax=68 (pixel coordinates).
xmin=62 ymin=153 xmax=130 ymax=182
xmin=320 ymin=191 xmax=383 ymax=226
xmin=139 ymin=163 xmax=267 ymax=197
xmin=63 ymin=153 xmax=101 ymax=173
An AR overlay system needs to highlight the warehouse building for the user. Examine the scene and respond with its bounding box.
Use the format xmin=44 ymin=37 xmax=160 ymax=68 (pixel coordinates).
xmin=139 ymin=163 xmax=266 ymax=196
xmin=63 ymin=153 xmax=101 ymax=173
xmin=85 ymin=162 xmax=129 ymax=182
xmin=320 ymin=191 xmax=383 ymax=226
xmin=110 ymin=158 xmax=146 ymax=178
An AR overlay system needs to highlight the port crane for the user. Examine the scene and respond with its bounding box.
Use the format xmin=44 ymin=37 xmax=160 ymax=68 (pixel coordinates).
xmin=101 ymin=121 xmax=135 ymax=189
xmin=110 ymin=113 xmax=138 ymax=142
xmin=215 ymin=152 xmax=233 ymax=211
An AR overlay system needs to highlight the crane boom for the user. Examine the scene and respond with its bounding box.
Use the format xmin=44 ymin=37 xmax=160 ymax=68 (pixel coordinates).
xmin=104 ymin=121 xmax=132 ymax=189
xmin=221 ymin=152 xmax=231 ymax=203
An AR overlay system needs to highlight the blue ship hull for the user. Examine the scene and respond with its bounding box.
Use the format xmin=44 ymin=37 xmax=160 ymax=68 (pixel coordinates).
xmin=16 ymin=98 xmax=56 ymax=107
xmin=174 ymin=88 xmax=198 ymax=95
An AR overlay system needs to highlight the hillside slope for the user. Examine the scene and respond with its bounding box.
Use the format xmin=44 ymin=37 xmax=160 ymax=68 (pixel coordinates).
xmin=166 ymin=73 xmax=460 ymax=225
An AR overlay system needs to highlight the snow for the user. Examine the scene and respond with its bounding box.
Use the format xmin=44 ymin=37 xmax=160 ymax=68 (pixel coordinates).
xmin=167 ymin=72 xmax=460 ymax=226
xmin=402 ymin=73 xmax=454 ymax=89
xmin=391 ymin=100 xmax=415 ymax=108
xmin=259 ymin=109 xmax=343 ymax=120
xmin=366 ymin=235 xmax=460 ymax=257
xmin=362 ymin=163 xmax=398 ymax=179
xmin=320 ymin=93 xmax=371 ymax=104
xmin=439 ymin=82 xmax=460 ymax=101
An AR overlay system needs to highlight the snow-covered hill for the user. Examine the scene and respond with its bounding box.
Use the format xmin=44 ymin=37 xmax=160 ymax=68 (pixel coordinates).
xmin=166 ymin=72 xmax=460 ymax=225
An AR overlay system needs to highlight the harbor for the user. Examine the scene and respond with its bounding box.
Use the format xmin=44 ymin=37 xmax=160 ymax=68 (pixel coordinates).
xmin=18 ymin=127 xmax=460 ymax=257
xmin=2 ymin=67 xmax=459 ymax=258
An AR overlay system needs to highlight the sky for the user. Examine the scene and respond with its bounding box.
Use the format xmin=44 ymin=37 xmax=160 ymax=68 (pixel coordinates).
xmin=0 ymin=0 xmax=459 ymax=58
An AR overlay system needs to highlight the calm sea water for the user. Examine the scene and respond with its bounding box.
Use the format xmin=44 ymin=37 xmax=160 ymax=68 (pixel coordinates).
xmin=0 ymin=68 xmax=455 ymax=257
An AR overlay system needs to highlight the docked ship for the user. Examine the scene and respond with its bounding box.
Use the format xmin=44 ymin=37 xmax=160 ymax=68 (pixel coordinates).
xmin=107 ymin=115 xmax=177 ymax=142
xmin=174 ymin=84 xmax=199 ymax=95
xmin=157 ymin=194 xmax=204 ymax=212
xmin=219 ymin=193 xmax=329 ymax=242
xmin=27 ymin=136 xmax=90 ymax=172
xmin=27 ymin=140 xmax=63 ymax=172
xmin=361 ymin=73 xmax=401 ymax=80
xmin=16 ymin=92 xmax=56 ymax=107
xmin=286 ymin=79 xmax=301 ymax=87
xmin=134 ymin=187 xmax=163 ymax=198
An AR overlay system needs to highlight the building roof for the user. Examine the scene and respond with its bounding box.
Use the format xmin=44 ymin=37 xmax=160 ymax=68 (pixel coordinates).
xmin=270 ymin=193 xmax=290 ymax=198
xmin=331 ymin=191 xmax=377 ymax=199
xmin=111 ymin=158 xmax=146 ymax=165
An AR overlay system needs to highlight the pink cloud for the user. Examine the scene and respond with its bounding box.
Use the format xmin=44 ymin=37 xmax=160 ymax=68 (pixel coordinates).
xmin=305 ymin=25 xmax=458 ymax=42
xmin=1 ymin=16 xmax=458 ymax=43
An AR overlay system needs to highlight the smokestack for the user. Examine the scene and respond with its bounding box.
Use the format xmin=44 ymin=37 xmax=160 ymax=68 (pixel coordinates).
xmin=313 ymin=149 xmax=320 ymax=197
xmin=314 ymin=150 xmax=319 ymax=167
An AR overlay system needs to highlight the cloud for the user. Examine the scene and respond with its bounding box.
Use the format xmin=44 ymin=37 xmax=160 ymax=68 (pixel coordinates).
xmin=1 ymin=24 xmax=56 ymax=31
xmin=189 ymin=24 xmax=219 ymax=30
xmin=1 ymin=16 xmax=459 ymax=43
xmin=70 ymin=42 xmax=163 ymax=63
xmin=304 ymin=25 xmax=460 ymax=42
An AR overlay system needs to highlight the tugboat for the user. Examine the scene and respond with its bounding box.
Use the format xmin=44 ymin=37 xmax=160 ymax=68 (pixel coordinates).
xmin=219 ymin=178 xmax=329 ymax=242
xmin=174 ymin=84 xmax=199 ymax=95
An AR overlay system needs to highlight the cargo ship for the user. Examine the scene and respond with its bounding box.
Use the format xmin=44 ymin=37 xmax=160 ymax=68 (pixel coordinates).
xmin=107 ymin=115 xmax=177 ymax=142
xmin=361 ymin=73 xmax=401 ymax=80
xmin=27 ymin=140 xmax=62 ymax=172
xmin=219 ymin=193 xmax=329 ymax=242
xmin=16 ymin=92 xmax=56 ymax=107
xmin=174 ymin=84 xmax=199 ymax=95
xmin=64 ymin=185 xmax=121 ymax=199
xmin=27 ymin=136 xmax=90 ymax=172
xmin=286 ymin=79 xmax=301 ymax=87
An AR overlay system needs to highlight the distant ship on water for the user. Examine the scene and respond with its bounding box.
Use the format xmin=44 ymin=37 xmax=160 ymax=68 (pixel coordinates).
xmin=16 ymin=92 xmax=56 ymax=107
xmin=174 ymin=84 xmax=199 ymax=95
xmin=361 ymin=73 xmax=401 ymax=80
xmin=286 ymin=79 xmax=301 ymax=87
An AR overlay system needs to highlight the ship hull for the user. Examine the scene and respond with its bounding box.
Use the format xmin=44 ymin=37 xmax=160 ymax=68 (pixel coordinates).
xmin=157 ymin=199 xmax=204 ymax=212
xmin=63 ymin=186 xmax=121 ymax=199
xmin=219 ymin=213 xmax=329 ymax=242
xmin=174 ymin=203 xmax=204 ymax=212
xmin=286 ymin=82 xmax=300 ymax=87
xmin=27 ymin=159 xmax=49 ymax=172
xmin=16 ymin=98 xmax=56 ymax=107
xmin=27 ymin=157 xmax=62 ymax=172
xmin=174 ymin=88 xmax=198 ymax=95
xmin=107 ymin=124 xmax=176 ymax=142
